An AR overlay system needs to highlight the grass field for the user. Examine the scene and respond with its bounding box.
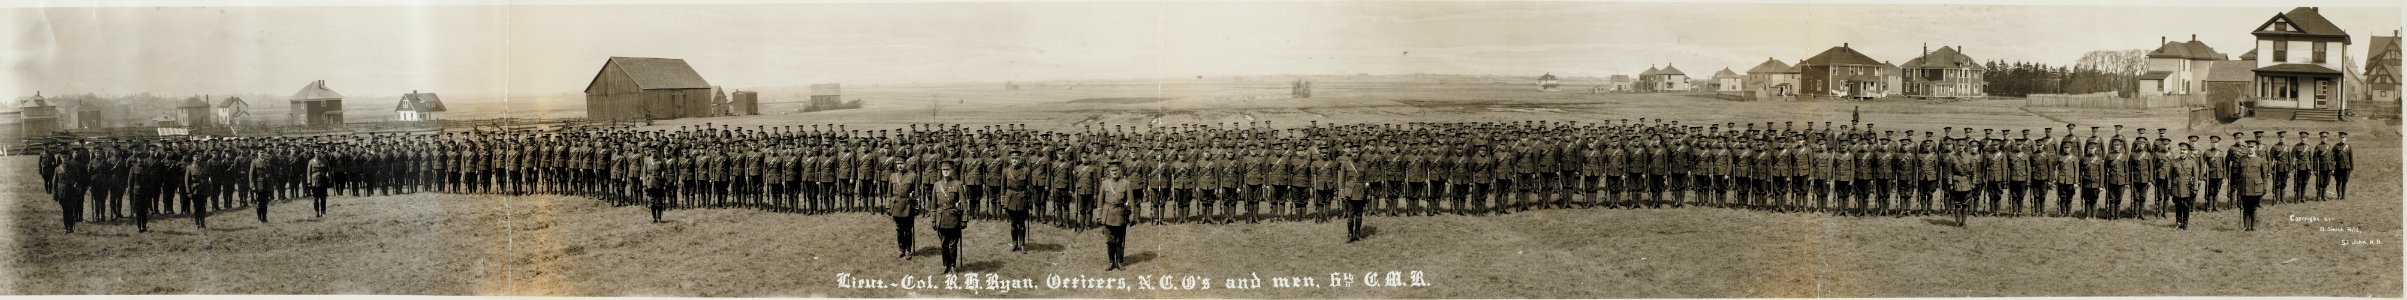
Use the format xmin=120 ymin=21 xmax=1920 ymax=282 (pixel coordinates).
xmin=4 ymin=79 xmax=2399 ymax=297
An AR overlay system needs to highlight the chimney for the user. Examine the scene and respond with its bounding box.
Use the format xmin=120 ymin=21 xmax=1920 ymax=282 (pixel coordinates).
xmin=2161 ymin=36 xmax=2167 ymax=45
xmin=2190 ymin=34 xmax=2197 ymax=41
xmin=1843 ymin=43 xmax=1850 ymax=48
xmin=1924 ymin=43 xmax=1930 ymax=55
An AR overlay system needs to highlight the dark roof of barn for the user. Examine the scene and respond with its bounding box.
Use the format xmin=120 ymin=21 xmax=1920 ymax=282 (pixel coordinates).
xmin=599 ymin=57 xmax=712 ymax=90
xmin=1539 ymin=73 xmax=1558 ymax=80
xmin=1800 ymin=45 xmax=1884 ymax=66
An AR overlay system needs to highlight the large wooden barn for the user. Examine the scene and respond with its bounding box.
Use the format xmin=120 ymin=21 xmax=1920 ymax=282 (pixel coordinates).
xmin=584 ymin=57 xmax=714 ymax=121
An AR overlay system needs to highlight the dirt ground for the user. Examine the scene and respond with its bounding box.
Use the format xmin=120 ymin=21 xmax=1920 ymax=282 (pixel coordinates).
xmin=4 ymin=79 xmax=2400 ymax=297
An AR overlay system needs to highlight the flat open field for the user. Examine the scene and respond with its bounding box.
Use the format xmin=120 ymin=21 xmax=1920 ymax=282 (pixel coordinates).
xmin=4 ymin=79 xmax=2400 ymax=297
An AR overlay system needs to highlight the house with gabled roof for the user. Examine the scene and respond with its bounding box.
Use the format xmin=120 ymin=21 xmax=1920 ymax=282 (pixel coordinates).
xmin=17 ymin=92 xmax=60 ymax=137
xmin=2245 ymin=7 xmax=2354 ymax=121
xmin=1537 ymin=73 xmax=1560 ymax=92
xmin=178 ymin=95 xmax=213 ymax=128
xmin=584 ymin=56 xmax=715 ymax=120
xmin=215 ymin=96 xmax=249 ymax=127
xmin=1606 ymin=75 xmax=1635 ymax=92
xmin=395 ymin=91 xmax=447 ymax=122
xmin=1797 ymin=43 xmax=1888 ymax=99
xmin=2140 ymin=35 xmax=2228 ymax=95
xmin=1712 ymin=68 xmax=1744 ymax=92
xmin=2368 ymin=30 xmax=2400 ymax=103
xmin=1743 ymin=58 xmax=1798 ymax=96
xmin=289 ymin=80 xmax=345 ymax=126
xmin=1902 ymin=45 xmax=1988 ymax=99
xmin=1638 ymin=65 xmax=1689 ymax=92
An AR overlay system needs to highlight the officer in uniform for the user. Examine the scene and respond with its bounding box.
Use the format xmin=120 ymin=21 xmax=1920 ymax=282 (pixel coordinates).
xmin=932 ymin=161 xmax=968 ymax=273
xmin=1339 ymin=144 xmax=1369 ymax=242
xmin=185 ymin=153 xmax=210 ymax=229
xmin=2169 ymin=142 xmax=2200 ymax=229
xmin=1947 ymin=140 xmax=1978 ymax=227
xmin=2236 ymin=136 xmax=2268 ymax=231
xmin=2333 ymin=132 xmax=2352 ymax=201
xmin=645 ymin=150 xmax=668 ymax=223
xmin=251 ymin=150 xmax=274 ymax=223
xmin=1098 ymin=162 xmax=1131 ymax=271
xmin=887 ymin=160 xmax=918 ymax=259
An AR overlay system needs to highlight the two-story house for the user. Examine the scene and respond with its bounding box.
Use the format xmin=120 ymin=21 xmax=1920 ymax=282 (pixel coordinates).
xmin=2140 ymin=36 xmax=2228 ymax=95
xmin=2244 ymin=7 xmax=2353 ymax=120
xmin=1798 ymin=43 xmax=1888 ymax=99
xmin=1902 ymin=45 xmax=1989 ymax=99
xmin=1743 ymin=58 xmax=1798 ymax=96
xmin=1712 ymin=68 xmax=1745 ymax=92
xmin=2368 ymin=30 xmax=2400 ymax=103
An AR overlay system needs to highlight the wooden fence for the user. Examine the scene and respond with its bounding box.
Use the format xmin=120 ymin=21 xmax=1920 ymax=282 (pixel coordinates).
xmin=2024 ymin=92 xmax=2208 ymax=109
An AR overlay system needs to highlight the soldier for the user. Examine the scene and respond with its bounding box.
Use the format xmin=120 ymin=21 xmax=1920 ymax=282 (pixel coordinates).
xmin=1947 ymin=141 xmax=1977 ymax=227
xmin=185 ymin=153 xmax=210 ymax=229
xmin=1915 ymin=140 xmax=1942 ymax=216
xmin=2169 ymin=142 xmax=2200 ymax=229
xmin=1169 ymin=151 xmax=1195 ymax=224
xmin=1833 ymin=142 xmax=1858 ymax=216
xmin=2333 ymin=132 xmax=2353 ymax=201
xmin=2051 ymin=142 xmax=2078 ymax=218
xmin=932 ymin=161 xmax=968 ymax=274
xmin=2267 ymin=132 xmax=2289 ymax=203
xmin=51 ymin=144 xmax=84 ymax=233
xmin=2236 ymin=137 xmax=2268 ymax=231
xmin=2080 ymin=143 xmax=2105 ymax=219
xmin=2310 ymin=132 xmax=2331 ymax=201
xmin=887 ymin=160 xmax=918 ymax=259
xmin=642 ymin=150 xmax=668 ymax=223
xmin=1340 ymin=145 xmax=1369 ymax=242
xmin=251 ymin=149 xmax=274 ymax=223
xmin=1098 ymin=162 xmax=1131 ymax=271
xmin=2289 ymin=133 xmax=2311 ymax=202
xmin=1003 ymin=149 xmax=1034 ymax=251
xmin=2008 ymin=139 xmax=2033 ymax=216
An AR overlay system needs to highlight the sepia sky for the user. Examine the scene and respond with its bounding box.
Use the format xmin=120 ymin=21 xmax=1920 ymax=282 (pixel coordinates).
xmin=5 ymin=1 xmax=2402 ymax=103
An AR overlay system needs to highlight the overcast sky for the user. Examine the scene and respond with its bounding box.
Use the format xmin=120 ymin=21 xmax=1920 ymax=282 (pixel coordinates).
xmin=6 ymin=1 xmax=2401 ymax=103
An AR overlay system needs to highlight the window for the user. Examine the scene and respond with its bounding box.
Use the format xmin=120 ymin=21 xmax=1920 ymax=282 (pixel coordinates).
xmin=2312 ymin=42 xmax=2327 ymax=63
xmin=2274 ymin=21 xmax=2290 ymax=31
xmin=2274 ymin=42 xmax=2289 ymax=63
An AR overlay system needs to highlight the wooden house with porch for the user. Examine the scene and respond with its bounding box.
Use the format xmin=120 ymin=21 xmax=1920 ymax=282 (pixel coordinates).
xmin=2244 ymin=7 xmax=2354 ymax=121
xmin=1901 ymin=45 xmax=1988 ymax=99
xmin=2368 ymin=31 xmax=2400 ymax=103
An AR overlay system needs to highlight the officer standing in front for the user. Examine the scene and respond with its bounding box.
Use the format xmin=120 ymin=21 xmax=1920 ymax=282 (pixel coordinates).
xmin=932 ymin=161 xmax=968 ymax=273
xmin=1098 ymin=161 xmax=1132 ymax=271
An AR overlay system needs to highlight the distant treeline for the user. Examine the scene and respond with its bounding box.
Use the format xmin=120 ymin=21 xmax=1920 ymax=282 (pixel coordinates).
xmin=1982 ymin=49 xmax=2147 ymax=98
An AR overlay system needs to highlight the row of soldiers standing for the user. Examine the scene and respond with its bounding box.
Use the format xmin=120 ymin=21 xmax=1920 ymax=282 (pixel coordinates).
xmin=38 ymin=137 xmax=337 ymax=233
